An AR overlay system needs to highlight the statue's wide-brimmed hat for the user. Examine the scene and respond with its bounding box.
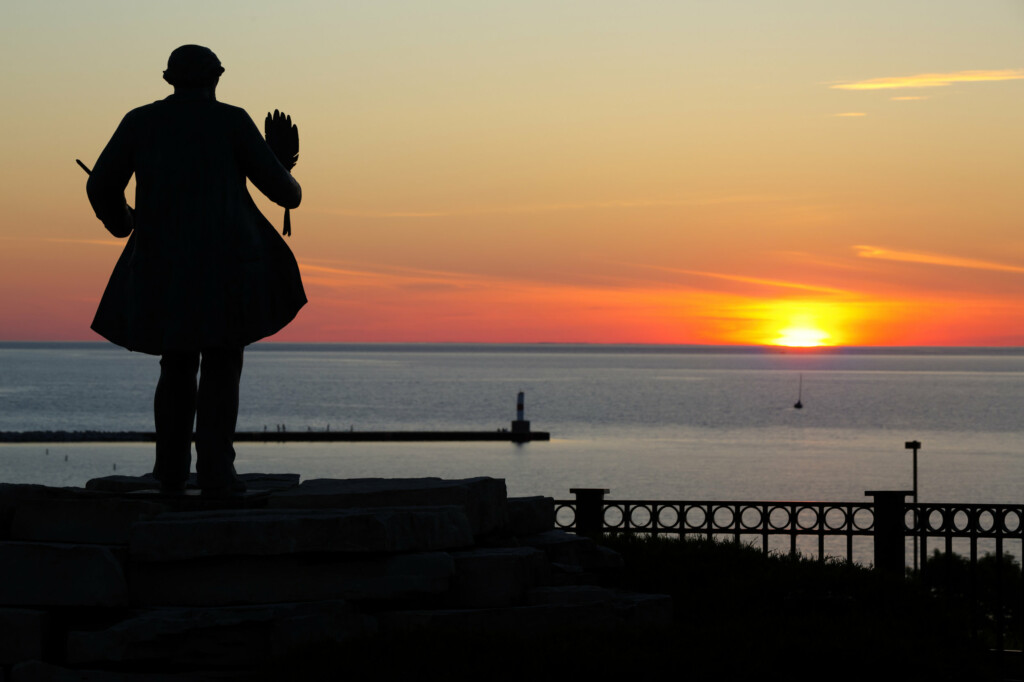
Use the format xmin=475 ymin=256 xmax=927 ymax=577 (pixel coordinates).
xmin=163 ymin=45 xmax=224 ymax=87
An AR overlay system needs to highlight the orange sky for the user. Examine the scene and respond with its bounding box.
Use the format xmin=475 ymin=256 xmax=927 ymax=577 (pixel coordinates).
xmin=2 ymin=1 xmax=1023 ymax=347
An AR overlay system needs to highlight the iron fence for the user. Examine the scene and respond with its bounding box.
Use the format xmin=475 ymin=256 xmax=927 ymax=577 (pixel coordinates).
xmin=555 ymin=498 xmax=876 ymax=562
xmin=554 ymin=489 xmax=1023 ymax=663
xmin=554 ymin=491 xmax=1022 ymax=565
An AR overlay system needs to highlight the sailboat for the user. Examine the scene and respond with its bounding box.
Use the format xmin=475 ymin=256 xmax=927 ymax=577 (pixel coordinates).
xmin=794 ymin=374 xmax=803 ymax=409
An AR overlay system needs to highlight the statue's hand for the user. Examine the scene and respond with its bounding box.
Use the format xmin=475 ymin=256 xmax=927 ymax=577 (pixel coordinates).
xmin=265 ymin=110 xmax=299 ymax=172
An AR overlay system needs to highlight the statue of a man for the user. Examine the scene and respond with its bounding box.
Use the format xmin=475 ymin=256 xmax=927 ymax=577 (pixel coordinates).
xmin=86 ymin=45 xmax=306 ymax=495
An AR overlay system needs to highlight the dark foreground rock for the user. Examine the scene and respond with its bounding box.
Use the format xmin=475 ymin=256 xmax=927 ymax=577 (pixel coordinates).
xmin=129 ymin=506 xmax=474 ymax=560
xmin=0 ymin=543 xmax=127 ymax=607
xmin=0 ymin=474 xmax=669 ymax=678
xmin=66 ymin=600 xmax=373 ymax=667
xmin=268 ymin=476 xmax=508 ymax=536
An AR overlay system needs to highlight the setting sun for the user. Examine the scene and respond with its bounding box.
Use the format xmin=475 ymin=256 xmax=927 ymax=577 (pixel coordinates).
xmin=733 ymin=302 xmax=848 ymax=347
xmin=772 ymin=326 xmax=831 ymax=347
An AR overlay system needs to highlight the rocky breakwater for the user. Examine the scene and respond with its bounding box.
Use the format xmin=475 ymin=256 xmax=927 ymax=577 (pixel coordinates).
xmin=0 ymin=475 xmax=671 ymax=680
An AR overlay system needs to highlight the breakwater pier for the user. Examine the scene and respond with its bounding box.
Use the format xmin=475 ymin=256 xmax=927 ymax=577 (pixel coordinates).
xmin=1 ymin=391 xmax=549 ymax=444
xmin=0 ymin=429 xmax=551 ymax=444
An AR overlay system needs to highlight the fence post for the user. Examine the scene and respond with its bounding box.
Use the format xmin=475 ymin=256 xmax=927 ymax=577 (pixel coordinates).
xmin=866 ymin=490 xmax=912 ymax=576
xmin=569 ymin=488 xmax=610 ymax=536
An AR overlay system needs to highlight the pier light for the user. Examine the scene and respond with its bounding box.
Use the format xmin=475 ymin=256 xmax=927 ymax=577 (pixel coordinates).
xmin=511 ymin=391 xmax=531 ymax=441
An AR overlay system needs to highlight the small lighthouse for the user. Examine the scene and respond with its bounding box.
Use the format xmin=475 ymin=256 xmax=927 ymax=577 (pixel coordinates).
xmin=511 ymin=391 xmax=531 ymax=438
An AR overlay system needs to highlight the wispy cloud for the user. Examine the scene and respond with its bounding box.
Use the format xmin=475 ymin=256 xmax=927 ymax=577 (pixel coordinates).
xmin=830 ymin=69 xmax=1024 ymax=91
xmin=299 ymin=261 xmax=482 ymax=290
xmin=891 ymin=96 xmax=927 ymax=101
xmin=834 ymin=112 xmax=867 ymax=117
xmin=44 ymin=238 xmax=123 ymax=247
xmin=854 ymin=245 xmax=1024 ymax=274
xmin=0 ymin=236 xmax=124 ymax=247
xmin=631 ymin=263 xmax=851 ymax=295
xmin=320 ymin=210 xmax=452 ymax=219
xmin=313 ymin=195 xmax=783 ymax=220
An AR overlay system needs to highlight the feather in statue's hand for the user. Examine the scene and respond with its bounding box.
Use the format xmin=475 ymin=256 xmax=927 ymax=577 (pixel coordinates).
xmin=265 ymin=110 xmax=299 ymax=236
xmin=265 ymin=110 xmax=299 ymax=171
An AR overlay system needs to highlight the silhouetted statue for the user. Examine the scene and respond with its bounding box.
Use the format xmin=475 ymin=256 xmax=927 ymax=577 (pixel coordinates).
xmin=85 ymin=45 xmax=306 ymax=495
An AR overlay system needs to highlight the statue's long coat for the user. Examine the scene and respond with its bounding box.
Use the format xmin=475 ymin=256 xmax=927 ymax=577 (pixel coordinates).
xmin=86 ymin=93 xmax=306 ymax=355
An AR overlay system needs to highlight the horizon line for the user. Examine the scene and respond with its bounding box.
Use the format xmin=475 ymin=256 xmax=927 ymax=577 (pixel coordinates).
xmin=1 ymin=340 xmax=1022 ymax=353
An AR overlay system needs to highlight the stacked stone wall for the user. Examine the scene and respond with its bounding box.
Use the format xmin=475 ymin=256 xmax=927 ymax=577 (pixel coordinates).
xmin=0 ymin=476 xmax=670 ymax=680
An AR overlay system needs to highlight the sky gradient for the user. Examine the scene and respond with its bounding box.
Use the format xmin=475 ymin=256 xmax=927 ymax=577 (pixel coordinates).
xmin=2 ymin=1 xmax=1023 ymax=346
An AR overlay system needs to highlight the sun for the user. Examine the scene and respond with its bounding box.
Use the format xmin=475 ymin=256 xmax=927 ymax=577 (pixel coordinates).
xmin=765 ymin=307 xmax=837 ymax=347
xmin=736 ymin=301 xmax=848 ymax=347
xmin=772 ymin=326 xmax=831 ymax=347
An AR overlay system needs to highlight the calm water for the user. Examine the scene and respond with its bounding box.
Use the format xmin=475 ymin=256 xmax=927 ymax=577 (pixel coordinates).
xmin=0 ymin=343 xmax=1021 ymax=505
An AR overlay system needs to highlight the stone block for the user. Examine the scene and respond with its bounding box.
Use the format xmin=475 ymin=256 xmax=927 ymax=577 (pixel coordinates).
xmin=526 ymin=584 xmax=617 ymax=605
xmin=0 ymin=485 xmax=95 ymax=540
xmin=379 ymin=591 xmax=671 ymax=636
xmin=0 ymin=542 xmax=127 ymax=607
xmin=11 ymin=660 xmax=189 ymax=681
xmin=506 ymin=496 xmax=554 ymax=536
xmin=84 ymin=475 xmax=160 ymax=494
xmin=238 ymin=473 xmax=301 ymax=491
xmin=130 ymin=552 xmax=455 ymax=606
xmin=612 ymin=591 xmax=673 ymax=626
xmin=11 ymin=499 xmax=168 ymax=545
xmin=130 ymin=506 xmax=473 ymax=561
xmin=520 ymin=529 xmax=596 ymax=570
xmin=521 ymin=530 xmax=623 ymax=573
xmin=527 ymin=586 xmax=673 ymax=627
xmin=85 ymin=473 xmax=299 ymax=493
xmin=267 ymin=477 xmax=508 ymax=536
xmin=449 ymin=547 xmax=549 ymax=608
xmin=592 ymin=545 xmax=625 ymax=571
xmin=378 ymin=604 xmax=579 ymax=635
xmin=126 ymin=489 xmax=272 ymax=513
xmin=0 ymin=485 xmax=92 ymax=502
xmin=67 ymin=600 xmax=374 ymax=668
xmin=0 ymin=609 xmax=46 ymax=664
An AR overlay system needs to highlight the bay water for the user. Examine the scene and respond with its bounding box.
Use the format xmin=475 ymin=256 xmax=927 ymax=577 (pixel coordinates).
xmin=1 ymin=342 xmax=1020 ymax=508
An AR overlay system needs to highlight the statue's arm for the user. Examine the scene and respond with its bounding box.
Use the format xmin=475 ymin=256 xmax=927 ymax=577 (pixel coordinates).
xmin=235 ymin=111 xmax=301 ymax=210
xmin=86 ymin=113 xmax=136 ymax=238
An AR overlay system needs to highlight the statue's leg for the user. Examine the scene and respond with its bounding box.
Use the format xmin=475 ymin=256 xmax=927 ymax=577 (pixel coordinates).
xmin=195 ymin=347 xmax=245 ymax=491
xmin=154 ymin=351 xmax=200 ymax=489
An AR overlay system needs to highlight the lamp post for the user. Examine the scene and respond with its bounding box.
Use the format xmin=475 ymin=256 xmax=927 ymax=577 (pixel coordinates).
xmin=905 ymin=440 xmax=921 ymax=571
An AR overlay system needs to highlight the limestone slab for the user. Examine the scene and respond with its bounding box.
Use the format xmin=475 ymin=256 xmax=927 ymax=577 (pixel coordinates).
xmin=267 ymin=477 xmax=508 ymax=536
xmin=521 ymin=530 xmax=623 ymax=572
xmin=130 ymin=506 xmax=473 ymax=561
xmin=0 ymin=608 xmax=46 ymax=664
xmin=526 ymin=584 xmax=618 ymax=605
xmin=67 ymin=600 xmax=374 ymax=667
xmin=449 ymin=547 xmax=549 ymax=608
xmin=11 ymin=499 xmax=168 ymax=545
xmin=527 ymin=586 xmax=673 ymax=626
xmin=10 ymin=660 xmax=190 ymax=681
xmin=0 ymin=542 xmax=127 ymax=607
xmin=237 ymin=473 xmax=301 ymax=491
xmin=84 ymin=475 xmax=161 ymax=494
xmin=130 ymin=552 xmax=455 ymax=606
xmin=0 ymin=485 xmax=96 ymax=540
xmin=379 ymin=590 xmax=672 ymax=635
xmin=0 ymin=484 xmax=92 ymax=502
xmin=85 ymin=472 xmax=299 ymax=493
xmin=125 ymin=489 xmax=272 ymax=513
xmin=506 ymin=496 xmax=554 ymax=537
